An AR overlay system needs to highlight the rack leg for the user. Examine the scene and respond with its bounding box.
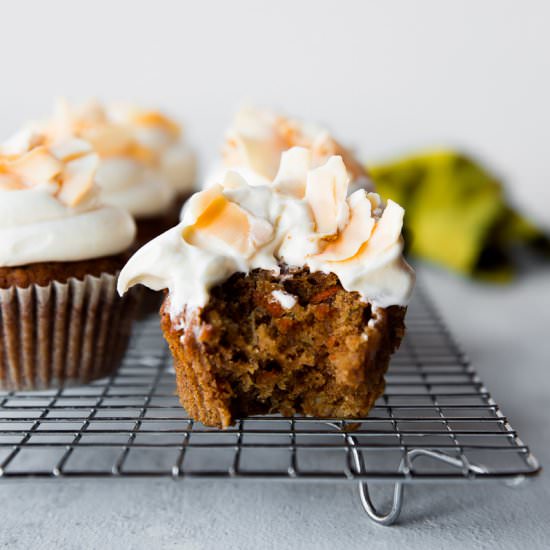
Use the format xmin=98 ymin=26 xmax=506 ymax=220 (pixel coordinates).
xmin=345 ymin=431 xmax=404 ymax=525
xmin=353 ymin=449 xmax=487 ymax=525
xmin=358 ymin=480 xmax=404 ymax=526
xmin=336 ymin=423 xmax=485 ymax=526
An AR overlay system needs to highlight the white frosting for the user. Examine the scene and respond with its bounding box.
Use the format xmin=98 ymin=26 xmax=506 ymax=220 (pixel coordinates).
xmin=0 ymin=138 xmax=136 ymax=267
xmin=118 ymin=148 xmax=414 ymax=319
xmin=271 ymin=290 xmax=297 ymax=310
xmin=0 ymin=196 xmax=136 ymax=266
xmin=8 ymin=100 xmax=197 ymax=219
xmin=95 ymin=158 xmax=175 ymax=218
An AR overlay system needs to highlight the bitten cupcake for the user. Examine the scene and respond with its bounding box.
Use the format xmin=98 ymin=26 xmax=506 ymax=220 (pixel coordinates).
xmin=0 ymin=132 xmax=137 ymax=390
xmin=119 ymin=147 xmax=414 ymax=428
xmin=4 ymin=99 xmax=196 ymax=247
xmin=205 ymin=106 xmax=372 ymax=193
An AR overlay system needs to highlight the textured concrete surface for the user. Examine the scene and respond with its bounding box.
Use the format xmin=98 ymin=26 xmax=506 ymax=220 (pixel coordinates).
xmin=0 ymin=263 xmax=548 ymax=550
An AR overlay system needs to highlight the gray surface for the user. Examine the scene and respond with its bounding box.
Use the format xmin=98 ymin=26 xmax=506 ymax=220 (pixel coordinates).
xmin=1 ymin=264 xmax=548 ymax=550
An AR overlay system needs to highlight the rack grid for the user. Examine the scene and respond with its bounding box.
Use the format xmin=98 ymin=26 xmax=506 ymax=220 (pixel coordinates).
xmin=0 ymin=287 xmax=540 ymax=525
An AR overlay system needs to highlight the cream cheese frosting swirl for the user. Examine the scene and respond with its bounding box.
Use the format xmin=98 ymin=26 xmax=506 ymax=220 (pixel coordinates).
xmin=204 ymin=106 xmax=373 ymax=193
xmin=0 ymin=134 xmax=136 ymax=267
xmin=109 ymin=104 xmax=197 ymax=196
xmin=6 ymin=100 xmax=196 ymax=219
xmin=119 ymin=147 xmax=414 ymax=318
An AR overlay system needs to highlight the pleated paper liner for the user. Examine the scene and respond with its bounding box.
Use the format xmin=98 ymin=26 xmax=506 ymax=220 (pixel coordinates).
xmin=0 ymin=271 xmax=139 ymax=390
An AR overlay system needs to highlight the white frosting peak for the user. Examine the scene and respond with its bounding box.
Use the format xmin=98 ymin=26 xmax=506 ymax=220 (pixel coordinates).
xmin=118 ymin=148 xmax=414 ymax=318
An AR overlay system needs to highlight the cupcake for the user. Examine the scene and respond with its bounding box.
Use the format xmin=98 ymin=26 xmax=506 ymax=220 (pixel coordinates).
xmin=205 ymin=106 xmax=372 ymax=193
xmin=5 ymin=99 xmax=196 ymax=247
xmin=119 ymin=147 xmax=414 ymax=427
xmin=0 ymin=132 xmax=137 ymax=390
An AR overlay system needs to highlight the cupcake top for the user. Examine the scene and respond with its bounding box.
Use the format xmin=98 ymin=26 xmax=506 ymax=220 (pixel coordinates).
xmin=205 ymin=106 xmax=372 ymax=192
xmin=0 ymin=133 xmax=136 ymax=267
xmin=4 ymin=100 xmax=196 ymax=218
xmin=109 ymin=103 xmax=196 ymax=196
xmin=118 ymin=147 xmax=414 ymax=318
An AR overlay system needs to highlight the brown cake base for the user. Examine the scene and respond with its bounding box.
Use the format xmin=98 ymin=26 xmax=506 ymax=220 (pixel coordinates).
xmin=161 ymin=266 xmax=406 ymax=428
xmin=0 ymin=255 xmax=126 ymax=289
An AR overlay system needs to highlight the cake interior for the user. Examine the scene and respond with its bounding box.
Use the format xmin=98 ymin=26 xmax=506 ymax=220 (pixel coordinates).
xmin=162 ymin=266 xmax=406 ymax=427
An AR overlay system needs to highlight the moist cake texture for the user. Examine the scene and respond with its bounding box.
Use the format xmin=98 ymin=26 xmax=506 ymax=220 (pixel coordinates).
xmin=161 ymin=266 xmax=406 ymax=428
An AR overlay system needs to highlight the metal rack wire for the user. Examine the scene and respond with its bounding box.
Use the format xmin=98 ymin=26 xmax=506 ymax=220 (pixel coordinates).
xmin=0 ymin=287 xmax=540 ymax=525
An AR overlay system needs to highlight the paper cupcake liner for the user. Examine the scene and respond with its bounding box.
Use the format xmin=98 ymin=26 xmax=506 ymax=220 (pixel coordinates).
xmin=0 ymin=272 xmax=138 ymax=391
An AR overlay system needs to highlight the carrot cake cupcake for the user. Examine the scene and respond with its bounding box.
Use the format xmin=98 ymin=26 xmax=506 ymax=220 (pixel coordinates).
xmin=0 ymin=132 xmax=137 ymax=390
xmin=119 ymin=147 xmax=414 ymax=427
xmin=205 ymin=106 xmax=372 ymax=193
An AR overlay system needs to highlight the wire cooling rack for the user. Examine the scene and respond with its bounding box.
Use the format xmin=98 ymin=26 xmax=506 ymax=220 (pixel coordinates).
xmin=0 ymin=287 xmax=540 ymax=525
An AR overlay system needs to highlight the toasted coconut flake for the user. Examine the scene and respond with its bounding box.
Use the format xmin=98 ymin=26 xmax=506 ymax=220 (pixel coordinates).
xmin=272 ymin=147 xmax=311 ymax=198
xmin=126 ymin=142 xmax=158 ymax=165
xmin=236 ymin=134 xmax=282 ymax=180
xmin=129 ymin=110 xmax=180 ymax=137
xmin=47 ymin=100 xmax=161 ymax=165
xmin=358 ymin=200 xmax=404 ymax=259
xmin=10 ymin=146 xmax=63 ymax=186
xmin=183 ymin=182 xmax=273 ymax=257
xmin=305 ymin=156 xmax=349 ymax=235
xmin=315 ymin=189 xmax=375 ymax=262
xmin=186 ymin=196 xmax=253 ymax=257
xmin=83 ymin=125 xmax=135 ymax=157
xmin=50 ymin=138 xmax=93 ymax=162
xmin=184 ymin=184 xmax=225 ymax=225
xmin=58 ymin=153 xmax=99 ymax=207
xmin=223 ymin=109 xmax=287 ymax=180
xmin=0 ymin=128 xmax=47 ymax=156
xmin=50 ymin=98 xmax=108 ymax=141
xmin=0 ymin=132 xmax=101 ymax=207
